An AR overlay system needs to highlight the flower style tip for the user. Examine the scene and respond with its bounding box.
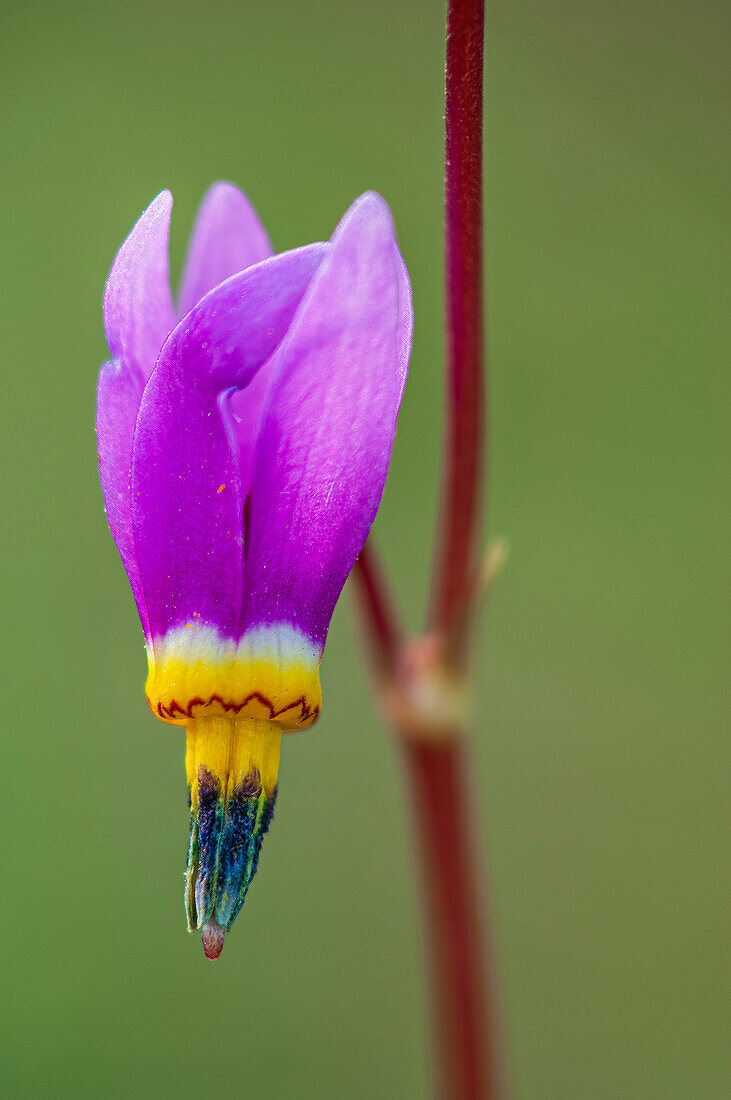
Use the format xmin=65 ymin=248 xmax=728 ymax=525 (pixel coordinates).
xmin=201 ymin=919 xmax=226 ymax=961
xmin=97 ymin=184 xmax=412 ymax=950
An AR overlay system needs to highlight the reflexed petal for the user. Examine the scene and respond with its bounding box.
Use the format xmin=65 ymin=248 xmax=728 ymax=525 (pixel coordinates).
xmin=177 ymin=183 xmax=276 ymax=493
xmin=103 ymin=190 xmax=175 ymax=383
xmin=242 ymin=192 xmax=412 ymax=648
xmin=228 ymin=357 xmax=276 ymax=501
xmin=177 ymin=182 xmax=272 ymax=318
xmin=97 ymin=191 xmax=176 ymax=635
xmin=131 ymin=243 xmax=328 ymax=646
xmin=395 ymin=249 xmax=414 ymax=397
xmin=96 ymin=361 xmax=149 ymax=634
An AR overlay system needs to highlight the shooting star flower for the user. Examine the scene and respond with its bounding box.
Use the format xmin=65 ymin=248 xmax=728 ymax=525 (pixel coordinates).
xmin=96 ymin=183 xmax=412 ymax=958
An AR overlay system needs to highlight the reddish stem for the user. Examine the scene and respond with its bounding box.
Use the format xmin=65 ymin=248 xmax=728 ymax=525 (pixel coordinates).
xmin=432 ymin=0 xmax=485 ymax=651
xmin=401 ymin=737 xmax=500 ymax=1100
xmin=350 ymin=2 xmax=500 ymax=1096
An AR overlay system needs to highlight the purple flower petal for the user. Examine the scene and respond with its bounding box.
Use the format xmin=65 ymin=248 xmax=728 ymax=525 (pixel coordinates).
xmin=228 ymin=361 xmax=275 ymax=500
xmin=177 ymin=184 xmax=275 ymax=498
xmin=177 ymin=182 xmax=272 ymax=318
xmin=131 ymin=243 xmax=328 ymax=644
xmin=97 ymin=362 xmax=150 ymax=634
xmin=103 ymin=190 xmax=175 ymax=384
xmin=97 ymin=191 xmax=176 ymax=636
xmin=241 ymin=192 xmax=413 ymax=648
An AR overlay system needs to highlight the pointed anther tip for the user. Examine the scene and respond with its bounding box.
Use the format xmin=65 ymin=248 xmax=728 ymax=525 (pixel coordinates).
xmin=201 ymin=918 xmax=226 ymax=961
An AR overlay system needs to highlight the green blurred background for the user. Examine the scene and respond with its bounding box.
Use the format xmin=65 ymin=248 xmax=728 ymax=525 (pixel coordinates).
xmin=1 ymin=0 xmax=728 ymax=1096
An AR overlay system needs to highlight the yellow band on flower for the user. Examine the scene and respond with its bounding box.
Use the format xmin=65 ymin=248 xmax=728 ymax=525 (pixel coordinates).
xmin=146 ymin=623 xmax=322 ymax=730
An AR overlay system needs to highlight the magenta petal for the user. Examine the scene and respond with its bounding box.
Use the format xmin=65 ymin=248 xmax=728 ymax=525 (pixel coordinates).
xmin=97 ymin=192 xmax=176 ymax=636
xmin=242 ymin=192 xmax=413 ymax=648
xmin=177 ymin=183 xmax=274 ymax=498
xmin=131 ymin=243 xmax=328 ymax=642
xmin=103 ymin=191 xmax=175 ymax=384
xmin=395 ymin=249 xmax=414 ymax=399
xmin=96 ymin=361 xmax=150 ymax=635
xmin=228 ymin=362 xmax=275 ymax=499
xmin=177 ymin=182 xmax=272 ymax=318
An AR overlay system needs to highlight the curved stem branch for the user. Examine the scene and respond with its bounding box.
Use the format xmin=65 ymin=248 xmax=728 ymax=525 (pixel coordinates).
xmin=350 ymin=539 xmax=403 ymax=678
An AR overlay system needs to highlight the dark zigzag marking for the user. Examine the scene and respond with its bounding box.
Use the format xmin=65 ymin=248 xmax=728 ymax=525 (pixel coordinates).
xmin=153 ymin=690 xmax=320 ymax=724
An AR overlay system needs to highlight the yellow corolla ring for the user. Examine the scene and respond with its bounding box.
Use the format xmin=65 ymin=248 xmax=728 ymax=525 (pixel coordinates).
xmin=145 ymin=623 xmax=323 ymax=731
